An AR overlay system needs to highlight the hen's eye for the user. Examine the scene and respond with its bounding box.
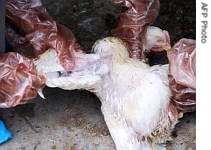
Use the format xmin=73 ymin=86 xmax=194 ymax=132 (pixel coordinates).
xmin=156 ymin=39 xmax=162 ymax=43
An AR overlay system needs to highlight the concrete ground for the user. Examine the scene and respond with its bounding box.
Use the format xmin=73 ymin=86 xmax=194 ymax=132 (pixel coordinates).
xmin=0 ymin=88 xmax=195 ymax=150
xmin=1 ymin=0 xmax=195 ymax=149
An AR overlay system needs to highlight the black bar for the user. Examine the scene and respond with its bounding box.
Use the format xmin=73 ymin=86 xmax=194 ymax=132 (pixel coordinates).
xmin=0 ymin=0 xmax=5 ymax=54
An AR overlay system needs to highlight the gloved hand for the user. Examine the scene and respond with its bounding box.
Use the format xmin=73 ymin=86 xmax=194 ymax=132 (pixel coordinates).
xmin=167 ymin=38 xmax=196 ymax=112
xmin=111 ymin=0 xmax=160 ymax=62
xmin=5 ymin=0 xmax=83 ymax=70
xmin=0 ymin=52 xmax=46 ymax=108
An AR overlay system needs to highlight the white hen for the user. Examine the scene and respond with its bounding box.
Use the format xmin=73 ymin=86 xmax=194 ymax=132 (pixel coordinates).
xmin=34 ymin=37 xmax=181 ymax=150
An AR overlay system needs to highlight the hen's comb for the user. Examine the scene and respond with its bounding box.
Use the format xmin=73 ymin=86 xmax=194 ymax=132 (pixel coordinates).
xmin=163 ymin=30 xmax=170 ymax=44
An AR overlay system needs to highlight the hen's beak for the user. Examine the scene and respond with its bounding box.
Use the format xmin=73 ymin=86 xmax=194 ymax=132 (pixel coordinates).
xmin=37 ymin=88 xmax=45 ymax=99
xmin=162 ymin=43 xmax=171 ymax=51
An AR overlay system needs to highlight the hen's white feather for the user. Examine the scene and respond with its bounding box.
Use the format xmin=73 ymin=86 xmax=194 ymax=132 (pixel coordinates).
xmin=92 ymin=37 xmax=178 ymax=150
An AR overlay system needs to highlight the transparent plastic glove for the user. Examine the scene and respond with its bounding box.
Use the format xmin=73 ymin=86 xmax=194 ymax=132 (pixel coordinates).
xmin=5 ymin=0 xmax=83 ymax=70
xmin=111 ymin=0 xmax=160 ymax=62
xmin=0 ymin=52 xmax=46 ymax=108
xmin=167 ymin=38 xmax=196 ymax=112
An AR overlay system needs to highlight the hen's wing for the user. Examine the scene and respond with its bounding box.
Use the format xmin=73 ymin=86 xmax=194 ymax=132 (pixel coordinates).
xmin=33 ymin=49 xmax=110 ymax=91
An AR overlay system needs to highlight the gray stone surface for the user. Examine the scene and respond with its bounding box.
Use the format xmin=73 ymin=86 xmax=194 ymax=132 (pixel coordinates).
xmin=0 ymin=88 xmax=195 ymax=150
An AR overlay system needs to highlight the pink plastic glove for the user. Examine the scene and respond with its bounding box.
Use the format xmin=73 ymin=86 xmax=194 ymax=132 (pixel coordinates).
xmin=0 ymin=52 xmax=46 ymax=108
xmin=111 ymin=0 xmax=160 ymax=62
xmin=6 ymin=0 xmax=83 ymax=70
xmin=168 ymin=38 xmax=196 ymax=112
